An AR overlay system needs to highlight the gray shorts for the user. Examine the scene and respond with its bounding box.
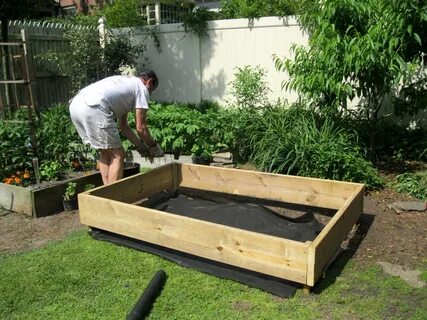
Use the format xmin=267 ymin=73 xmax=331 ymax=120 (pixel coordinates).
xmin=69 ymin=95 xmax=122 ymax=149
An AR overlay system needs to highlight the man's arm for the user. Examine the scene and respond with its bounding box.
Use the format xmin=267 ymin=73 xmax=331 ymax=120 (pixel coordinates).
xmin=134 ymin=108 xmax=156 ymax=147
xmin=118 ymin=112 xmax=142 ymax=147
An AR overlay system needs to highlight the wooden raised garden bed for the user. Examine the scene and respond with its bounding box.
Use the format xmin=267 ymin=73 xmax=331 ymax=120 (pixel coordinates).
xmin=0 ymin=163 xmax=140 ymax=218
xmin=79 ymin=163 xmax=364 ymax=290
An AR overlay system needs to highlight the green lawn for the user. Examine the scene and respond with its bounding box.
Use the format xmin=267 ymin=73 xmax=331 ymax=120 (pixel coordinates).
xmin=1 ymin=230 xmax=426 ymax=320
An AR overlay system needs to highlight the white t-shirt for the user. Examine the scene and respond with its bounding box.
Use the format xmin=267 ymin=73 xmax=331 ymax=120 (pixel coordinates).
xmin=78 ymin=75 xmax=149 ymax=118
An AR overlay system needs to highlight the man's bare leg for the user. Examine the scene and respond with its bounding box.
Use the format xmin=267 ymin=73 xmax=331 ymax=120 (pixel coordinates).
xmin=107 ymin=148 xmax=126 ymax=184
xmin=99 ymin=149 xmax=111 ymax=185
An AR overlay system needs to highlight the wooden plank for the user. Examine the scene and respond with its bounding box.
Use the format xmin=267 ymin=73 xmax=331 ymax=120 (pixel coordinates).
xmin=32 ymin=173 xmax=103 ymax=217
xmin=0 ymin=183 xmax=33 ymax=215
xmin=0 ymin=42 xmax=22 ymax=46
xmin=306 ymin=185 xmax=364 ymax=286
xmin=79 ymin=194 xmax=309 ymax=284
xmin=179 ymin=164 xmax=359 ymax=209
xmin=0 ymin=80 xmax=29 ymax=84
xmin=88 ymin=164 xmax=174 ymax=204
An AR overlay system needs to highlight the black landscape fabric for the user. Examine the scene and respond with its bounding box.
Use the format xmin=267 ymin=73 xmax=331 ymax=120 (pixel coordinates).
xmin=90 ymin=192 xmax=325 ymax=297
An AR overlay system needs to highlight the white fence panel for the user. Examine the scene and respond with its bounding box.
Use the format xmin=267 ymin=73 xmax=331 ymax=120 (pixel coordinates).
xmin=115 ymin=16 xmax=308 ymax=105
xmin=200 ymin=17 xmax=307 ymax=105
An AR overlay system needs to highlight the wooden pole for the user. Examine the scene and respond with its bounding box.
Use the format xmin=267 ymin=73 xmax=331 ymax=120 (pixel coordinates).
xmin=20 ymin=29 xmax=37 ymax=157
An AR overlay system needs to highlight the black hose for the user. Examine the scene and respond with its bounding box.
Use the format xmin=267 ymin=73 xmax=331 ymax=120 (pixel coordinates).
xmin=126 ymin=270 xmax=167 ymax=320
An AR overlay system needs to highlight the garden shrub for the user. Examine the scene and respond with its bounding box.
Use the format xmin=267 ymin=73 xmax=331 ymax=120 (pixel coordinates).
xmin=248 ymin=105 xmax=383 ymax=189
xmin=359 ymin=119 xmax=427 ymax=162
xmin=36 ymin=104 xmax=96 ymax=168
xmin=220 ymin=106 xmax=259 ymax=162
xmin=227 ymin=65 xmax=271 ymax=108
xmin=103 ymin=33 xmax=145 ymax=77
xmin=130 ymin=102 xmax=230 ymax=158
xmin=37 ymin=27 xmax=101 ymax=95
xmin=1 ymin=105 xmax=96 ymax=185
xmin=127 ymin=101 xmax=255 ymax=161
xmin=220 ymin=0 xmax=305 ymax=19
xmin=0 ymin=118 xmax=33 ymax=180
xmin=395 ymin=171 xmax=427 ymax=200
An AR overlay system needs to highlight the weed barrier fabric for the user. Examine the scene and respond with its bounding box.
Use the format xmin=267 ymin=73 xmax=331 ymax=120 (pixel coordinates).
xmin=90 ymin=193 xmax=325 ymax=297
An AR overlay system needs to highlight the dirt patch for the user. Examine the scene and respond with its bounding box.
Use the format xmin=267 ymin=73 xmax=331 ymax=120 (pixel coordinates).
xmin=0 ymin=209 xmax=85 ymax=254
xmin=351 ymin=188 xmax=427 ymax=269
xmin=377 ymin=261 xmax=425 ymax=288
xmin=232 ymin=301 xmax=253 ymax=312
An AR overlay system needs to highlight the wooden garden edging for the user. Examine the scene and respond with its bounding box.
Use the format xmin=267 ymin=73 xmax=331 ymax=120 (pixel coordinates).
xmin=0 ymin=164 xmax=140 ymax=217
xmin=79 ymin=163 xmax=364 ymax=290
xmin=0 ymin=172 xmax=102 ymax=218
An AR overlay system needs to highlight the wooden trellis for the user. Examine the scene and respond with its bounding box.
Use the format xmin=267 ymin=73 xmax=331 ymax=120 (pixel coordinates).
xmin=0 ymin=29 xmax=37 ymax=156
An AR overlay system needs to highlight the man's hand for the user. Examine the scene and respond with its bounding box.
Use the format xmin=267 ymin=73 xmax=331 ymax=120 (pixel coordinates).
xmin=135 ymin=143 xmax=150 ymax=157
xmin=149 ymin=142 xmax=165 ymax=157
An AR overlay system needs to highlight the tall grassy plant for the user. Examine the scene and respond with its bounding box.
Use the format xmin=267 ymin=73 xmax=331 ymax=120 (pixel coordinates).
xmin=249 ymin=106 xmax=383 ymax=188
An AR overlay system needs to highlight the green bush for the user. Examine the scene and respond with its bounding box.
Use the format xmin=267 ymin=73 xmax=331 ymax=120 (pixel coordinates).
xmin=1 ymin=105 xmax=96 ymax=183
xmin=103 ymin=34 xmax=145 ymax=77
xmin=220 ymin=0 xmax=305 ymax=19
xmin=37 ymin=27 xmax=101 ymax=95
xmin=145 ymin=102 xmax=228 ymax=157
xmin=39 ymin=160 xmax=64 ymax=181
xmin=0 ymin=119 xmax=33 ymax=179
xmin=36 ymin=104 xmax=96 ymax=166
xmin=248 ymin=106 xmax=383 ymax=189
xmin=395 ymin=171 xmax=427 ymax=200
xmin=360 ymin=119 xmax=427 ymax=162
xmin=227 ymin=65 xmax=270 ymax=108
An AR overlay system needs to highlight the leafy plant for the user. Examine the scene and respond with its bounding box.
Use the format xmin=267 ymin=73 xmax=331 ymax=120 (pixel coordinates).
xmin=220 ymin=0 xmax=308 ymax=19
xmin=101 ymin=0 xmax=146 ymax=28
xmin=146 ymin=103 xmax=204 ymax=155
xmin=39 ymin=160 xmax=64 ymax=182
xmin=36 ymin=104 xmax=96 ymax=166
xmin=103 ymin=32 xmax=145 ymax=77
xmin=248 ymin=105 xmax=383 ymax=189
xmin=63 ymin=182 xmax=77 ymax=201
xmin=1 ymin=105 xmax=98 ymax=185
xmin=395 ymin=171 xmax=427 ymax=200
xmin=274 ymin=0 xmax=427 ymax=156
xmin=84 ymin=184 xmax=96 ymax=192
xmin=131 ymin=102 xmax=231 ymax=159
xmin=182 ymin=7 xmax=219 ymax=37
xmin=37 ymin=26 xmax=101 ymax=95
xmin=227 ymin=65 xmax=270 ymax=108
xmin=0 ymin=118 xmax=33 ymax=179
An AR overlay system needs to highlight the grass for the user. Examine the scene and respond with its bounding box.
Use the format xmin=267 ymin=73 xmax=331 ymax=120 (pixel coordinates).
xmin=1 ymin=230 xmax=426 ymax=320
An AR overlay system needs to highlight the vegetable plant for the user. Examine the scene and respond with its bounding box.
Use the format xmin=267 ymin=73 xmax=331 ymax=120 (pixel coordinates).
xmin=84 ymin=184 xmax=95 ymax=192
xmin=63 ymin=182 xmax=77 ymax=201
xmin=39 ymin=160 xmax=64 ymax=182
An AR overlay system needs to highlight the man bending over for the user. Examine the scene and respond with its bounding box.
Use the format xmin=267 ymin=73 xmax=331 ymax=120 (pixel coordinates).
xmin=70 ymin=70 xmax=164 ymax=185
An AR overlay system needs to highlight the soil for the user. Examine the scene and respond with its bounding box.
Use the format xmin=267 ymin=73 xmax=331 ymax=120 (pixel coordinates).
xmin=1 ymin=169 xmax=426 ymax=275
xmin=0 ymin=209 xmax=84 ymax=254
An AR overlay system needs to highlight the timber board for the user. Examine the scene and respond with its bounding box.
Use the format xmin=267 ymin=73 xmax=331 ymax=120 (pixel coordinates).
xmin=79 ymin=163 xmax=364 ymax=287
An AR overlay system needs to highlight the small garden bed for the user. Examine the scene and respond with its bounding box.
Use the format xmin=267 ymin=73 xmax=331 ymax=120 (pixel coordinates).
xmin=0 ymin=162 xmax=140 ymax=217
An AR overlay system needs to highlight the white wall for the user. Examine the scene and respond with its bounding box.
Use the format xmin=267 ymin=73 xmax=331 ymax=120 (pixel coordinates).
xmin=115 ymin=16 xmax=308 ymax=105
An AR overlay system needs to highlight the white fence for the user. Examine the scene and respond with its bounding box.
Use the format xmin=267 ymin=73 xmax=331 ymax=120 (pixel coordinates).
xmin=115 ymin=16 xmax=308 ymax=105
